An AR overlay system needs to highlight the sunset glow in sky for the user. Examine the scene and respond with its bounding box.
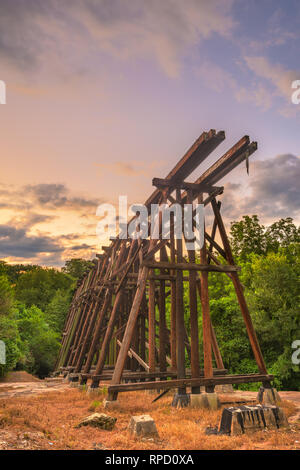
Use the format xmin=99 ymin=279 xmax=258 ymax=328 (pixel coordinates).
xmin=0 ymin=0 xmax=299 ymax=266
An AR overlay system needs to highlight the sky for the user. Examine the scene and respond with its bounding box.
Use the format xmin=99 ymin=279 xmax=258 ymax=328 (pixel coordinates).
xmin=0 ymin=0 xmax=299 ymax=267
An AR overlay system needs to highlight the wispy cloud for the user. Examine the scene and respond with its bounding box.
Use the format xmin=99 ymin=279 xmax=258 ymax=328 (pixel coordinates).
xmin=0 ymin=0 xmax=236 ymax=78
xmin=243 ymin=55 xmax=300 ymax=114
xmin=26 ymin=183 xmax=102 ymax=210
xmin=0 ymin=182 xmax=102 ymax=212
xmin=0 ymin=182 xmax=102 ymax=266
xmin=221 ymin=153 xmax=300 ymax=223
xmin=95 ymin=160 xmax=164 ymax=177
xmin=0 ymin=223 xmax=63 ymax=260
xmin=195 ymin=59 xmax=273 ymax=111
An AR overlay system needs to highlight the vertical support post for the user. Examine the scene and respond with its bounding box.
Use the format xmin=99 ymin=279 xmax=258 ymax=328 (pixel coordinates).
xmin=187 ymin=190 xmax=200 ymax=393
xmin=108 ymin=265 xmax=150 ymax=400
xmin=199 ymin=194 xmax=214 ymax=392
xmin=140 ymin=295 xmax=146 ymax=363
xmin=170 ymin=212 xmax=177 ymax=371
xmin=148 ymin=274 xmax=156 ymax=372
xmin=175 ymin=189 xmax=186 ymax=397
xmin=159 ymin=248 xmax=167 ymax=374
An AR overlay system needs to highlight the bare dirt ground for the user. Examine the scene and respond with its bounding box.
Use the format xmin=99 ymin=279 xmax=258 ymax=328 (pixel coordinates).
xmin=0 ymin=372 xmax=69 ymax=400
xmin=0 ymin=376 xmax=299 ymax=450
xmin=0 ymin=371 xmax=41 ymax=383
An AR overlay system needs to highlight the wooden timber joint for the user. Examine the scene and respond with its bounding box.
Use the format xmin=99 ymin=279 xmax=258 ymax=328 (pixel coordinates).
xmin=142 ymin=261 xmax=241 ymax=273
xmin=152 ymin=177 xmax=223 ymax=196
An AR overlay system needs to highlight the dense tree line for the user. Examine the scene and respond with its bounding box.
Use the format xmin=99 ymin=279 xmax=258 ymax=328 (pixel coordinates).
xmin=0 ymin=258 xmax=91 ymax=378
xmin=0 ymin=217 xmax=299 ymax=390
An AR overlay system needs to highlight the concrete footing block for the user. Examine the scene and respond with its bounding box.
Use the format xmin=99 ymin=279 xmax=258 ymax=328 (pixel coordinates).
xmin=257 ymin=387 xmax=282 ymax=406
xmin=77 ymin=384 xmax=87 ymax=391
xmin=68 ymin=374 xmax=79 ymax=388
xmin=103 ymin=399 xmax=120 ymax=410
xmin=219 ymin=404 xmax=289 ymax=436
xmin=172 ymin=393 xmax=190 ymax=408
xmin=190 ymin=392 xmax=220 ymax=410
xmin=69 ymin=381 xmax=80 ymax=388
xmin=128 ymin=415 xmax=159 ymax=438
xmin=87 ymin=386 xmax=102 ymax=398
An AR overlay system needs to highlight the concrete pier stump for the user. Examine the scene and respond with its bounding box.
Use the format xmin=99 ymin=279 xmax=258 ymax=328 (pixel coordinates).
xmin=103 ymin=399 xmax=120 ymax=410
xmin=219 ymin=404 xmax=289 ymax=436
xmin=257 ymin=387 xmax=282 ymax=406
xmin=128 ymin=415 xmax=158 ymax=438
xmin=190 ymin=392 xmax=220 ymax=410
xmin=172 ymin=393 xmax=190 ymax=408
xmin=87 ymin=386 xmax=102 ymax=398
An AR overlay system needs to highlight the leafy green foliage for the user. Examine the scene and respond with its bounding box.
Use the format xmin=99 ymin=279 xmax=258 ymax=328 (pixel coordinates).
xmin=0 ymin=314 xmax=23 ymax=377
xmin=16 ymin=305 xmax=60 ymax=377
xmin=243 ymin=245 xmax=300 ymax=390
xmin=230 ymin=215 xmax=267 ymax=259
xmin=15 ymin=267 xmax=73 ymax=311
xmin=0 ymin=275 xmax=23 ymax=377
xmin=230 ymin=215 xmax=300 ymax=260
xmin=62 ymin=258 xmax=94 ymax=280
xmin=45 ymin=289 xmax=72 ymax=333
xmin=0 ymin=264 xmax=75 ymax=378
xmin=0 ymin=275 xmax=14 ymax=316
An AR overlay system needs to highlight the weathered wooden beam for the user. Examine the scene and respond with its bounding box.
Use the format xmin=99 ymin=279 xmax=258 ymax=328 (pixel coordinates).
xmin=152 ymin=177 xmax=222 ymax=194
xmin=108 ymin=374 xmax=274 ymax=393
xmin=199 ymin=195 xmax=213 ymax=390
xmin=143 ymin=129 xmax=225 ymax=210
xmin=159 ymin=247 xmax=167 ymax=373
xmin=175 ymin=189 xmax=186 ymax=395
xmin=142 ymin=261 xmax=240 ymax=273
xmin=180 ymin=138 xmax=257 ymax=204
xmin=186 ymin=189 xmax=200 ymax=393
xmin=80 ymin=368 xmax=228 ymax=381
xmin=116 ymin=339 xmax=149 ymax=372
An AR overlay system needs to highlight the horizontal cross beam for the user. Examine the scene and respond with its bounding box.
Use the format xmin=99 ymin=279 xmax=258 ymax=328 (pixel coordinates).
xmin=142 ymin=261 xmax=240 ymax=273
xmin=108 ymin=374 xmax=274 ymax=393
xmin=152 ymin=177 xmax=222 ymax=194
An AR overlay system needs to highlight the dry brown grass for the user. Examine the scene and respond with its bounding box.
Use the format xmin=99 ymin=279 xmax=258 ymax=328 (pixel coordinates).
xmin=0 ymin=387 xmax=299 ymax=450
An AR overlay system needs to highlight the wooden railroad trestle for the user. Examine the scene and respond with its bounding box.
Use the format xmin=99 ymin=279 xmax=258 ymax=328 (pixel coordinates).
xmin=55 ymin=130 xmax=273 ymax=402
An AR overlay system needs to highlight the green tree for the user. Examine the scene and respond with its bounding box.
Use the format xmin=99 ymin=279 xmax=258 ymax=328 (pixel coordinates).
xmin=230 ymin=215 xmax=267 ymax=259
xmin=0 ymin=314 xmax=24 ymax=377
xmin=45 ymin=289 xmax=71 ymax=333
xmin=62 ymin=258 xmax=94 ymax=280
xmin=16 ymin=304 xmax=60 ymax=377
xmin=0 ymin=275 xmax=23 ymax=377
xmin=244 ymin=246 xmax=300 ymax=389
xmin=230 ymin=215 xmax=299 ymax=260
xmin=15 ymin=267 xmax=73 ymax=311
xmin=0 ymin=261 xmax=40 ymax=284
xmin=0 ymin=274 xmax=14 ymax=316
xmin=266 ymin=218 xmax=300 ymax=252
